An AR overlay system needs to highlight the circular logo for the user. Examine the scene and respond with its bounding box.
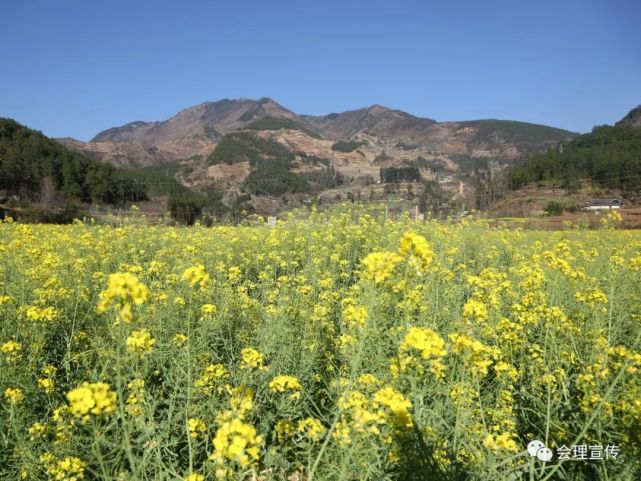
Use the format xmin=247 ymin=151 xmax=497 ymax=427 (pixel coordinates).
xmin=536 ymin=447 xmax=553 ymax=462
xmin=527 ymin=440 xmax=545 ymax=457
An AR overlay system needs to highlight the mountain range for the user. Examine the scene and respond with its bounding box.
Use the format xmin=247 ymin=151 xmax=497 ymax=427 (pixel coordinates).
xmin=57 ymin=98 xmax=576 ymax=175
xmin=3 ymin=99 xmax=639 ymax=221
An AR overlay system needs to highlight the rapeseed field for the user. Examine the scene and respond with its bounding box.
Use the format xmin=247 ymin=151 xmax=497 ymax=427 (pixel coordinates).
xmin=1 ymin=207 xmax=640 ymax=480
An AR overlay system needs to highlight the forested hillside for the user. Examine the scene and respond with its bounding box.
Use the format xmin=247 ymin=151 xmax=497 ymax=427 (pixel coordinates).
xmin=506 ymin=124 xmax=641 ymax=190
xmin=207 ymin=132 xmax=311 ymax=195
xmin=0 ymin=118 xmax=146 ymax=203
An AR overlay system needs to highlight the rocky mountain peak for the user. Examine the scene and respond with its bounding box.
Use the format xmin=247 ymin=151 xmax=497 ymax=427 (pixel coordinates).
xmin=617 ymin=104 xmax=641 ymax=128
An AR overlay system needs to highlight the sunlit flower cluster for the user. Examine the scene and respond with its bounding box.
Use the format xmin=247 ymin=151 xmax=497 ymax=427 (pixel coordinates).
xmin=66 ymin=382 xmax=117 ymax=421
xmin=269 ymin=375 xmax=302 ymax=400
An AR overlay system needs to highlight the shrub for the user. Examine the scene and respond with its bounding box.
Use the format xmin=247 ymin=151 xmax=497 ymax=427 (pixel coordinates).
xmin=545 ymin=201 xmax=565 ymax=216
xmin=331 ymin=140 xmax=364 ymax=153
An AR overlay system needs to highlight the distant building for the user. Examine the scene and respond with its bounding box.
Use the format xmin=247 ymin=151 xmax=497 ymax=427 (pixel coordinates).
xmin=583 ymin=199 xmax=622 ymax=211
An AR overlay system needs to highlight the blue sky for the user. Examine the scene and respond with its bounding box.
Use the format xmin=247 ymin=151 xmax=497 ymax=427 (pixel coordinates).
xmin=1 ymin=0 xmax=639 ymax=140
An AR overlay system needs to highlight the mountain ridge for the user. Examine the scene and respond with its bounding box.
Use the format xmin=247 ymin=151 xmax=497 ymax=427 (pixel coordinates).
xmin=60 ymin=98 xmax=577 ymax=172
xmin=617 ymin=105 xmax=641 ymax=128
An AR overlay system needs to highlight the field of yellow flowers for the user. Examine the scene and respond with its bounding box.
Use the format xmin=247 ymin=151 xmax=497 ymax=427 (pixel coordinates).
xmin=1 ymin=207 xmax=640 ymax=481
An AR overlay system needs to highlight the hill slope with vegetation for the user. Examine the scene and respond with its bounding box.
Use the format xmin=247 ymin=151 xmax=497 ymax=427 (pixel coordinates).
xmin=0 ymin=118 xmax=147 ymax=204
xmin=207 ymin=132 xmax=311 ymax=196
xmin=0 ymin=118 xmax=214 ymax=224
xmin=506 ymin=124 xmax=641 ymax=190
xmin=456 ymin=119 xmax=576 ymax=144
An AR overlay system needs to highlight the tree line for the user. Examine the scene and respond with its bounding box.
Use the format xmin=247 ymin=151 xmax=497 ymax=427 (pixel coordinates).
xmin=506 ymin=124 xmax=641 ymax=191
xmin=379 ymin=166 xmax=421 ymax=183
xmin=0 ymin=118 xmax=147 ymax=204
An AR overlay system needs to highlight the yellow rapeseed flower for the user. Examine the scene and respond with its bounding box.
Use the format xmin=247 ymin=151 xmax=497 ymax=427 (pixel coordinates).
xmin=342 ymin=305 xmax=368 ymax=329
xmin=372 ymin=387 xmax=413 ymax=429
xmin=463 ymin=299 xmax=489 ymax=321
xmin=269 ymin=375 xmax=302 ymax=400
xmin=400 ymin=327 xmax=447 ymax=359
xmin=210 ymin=418 xmax=263 ymax=470
xmin=362 ymin=251 xmax=403 ymax=284
xmin=126 ymin=329 xmax=155 ymax=355
xmin=182 ymin=265 xmax=211 ymax=288
xmin=200 ymin=303 xmax=217 ymax=317
xmin=126 ymin=379 xmax=145 ymax=416
xmin=482 ymin=432 xmax=519 ymax=452
xmin=187 ymin=417 xmax=207 ymax=439
xmin=240 ymin=347 xmax=268 ymax=371
xmin=195 ymin=364 xmax=230 ymax=395
xmin=43 ymin=455 xmax=86 ymax=481
xmin=4 ymin=387 xmax=24 ymax=405
xmin=97 ymin=272 xmax=148 ymax=309
xmin=297 ymin=417 xmax=326 ymax=442
xmin=399 ymin=232 xmax=434 ymax=271
xmin=37 ymin=378 xmax=55 ymax=394
xmin=1 ymin=341 xmax=22 ymax=362
xmin=172 ymin=333 xmax=188 ymax=346
xmin=66 ymin=382 xmax=116 ymax=421
xmin=184 ymin=474 xmax=205 ymax=481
